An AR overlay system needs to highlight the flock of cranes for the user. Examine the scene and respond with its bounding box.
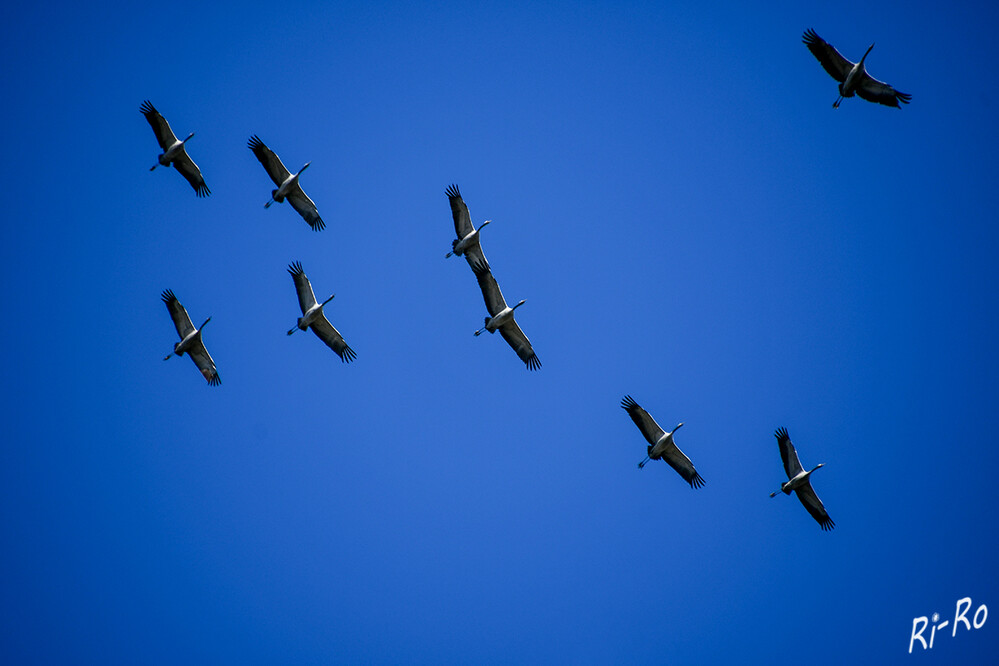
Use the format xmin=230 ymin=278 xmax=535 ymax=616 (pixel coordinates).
xmin=148 ymin=29 xmax=911 ymax=531
xmin=445 ymin=184 xmax=541 ymax=370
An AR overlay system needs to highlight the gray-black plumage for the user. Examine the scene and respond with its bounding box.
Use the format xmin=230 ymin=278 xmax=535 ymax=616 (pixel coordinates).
xmin=446 ymin=184 xmax=490 ymax=270
xmin=141 ymin=101 xmax=210 ymax=196
xmin=621 ymin=395 xmax=703 ymax=488
xmin=770 ymin=427 xmax=834 ymax=531
xmin=286 ymin=262 xmax=355 ymax=362
xmin=469 ymin=258 xmax=540 ymax=370
xmin=161 ymin=289 xmax=220 ymax=385
xmin=248 ymin=136 xmax=324 ymax=231
xmin=802 ymin=29 xmax=911 ymax=108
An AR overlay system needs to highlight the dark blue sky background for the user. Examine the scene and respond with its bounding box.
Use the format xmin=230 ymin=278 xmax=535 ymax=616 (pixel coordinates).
xmin=3 ymin=1 xmax=997 ymax=662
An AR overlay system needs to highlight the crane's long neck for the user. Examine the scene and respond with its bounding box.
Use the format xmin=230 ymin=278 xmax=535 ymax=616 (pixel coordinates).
xmin=859 ymin=44 xmax=874 ymax=68
xmin=321 ymin=294 xmax=335 ymax=307
xmin=199 ymin=316 xmax=212 ymax=331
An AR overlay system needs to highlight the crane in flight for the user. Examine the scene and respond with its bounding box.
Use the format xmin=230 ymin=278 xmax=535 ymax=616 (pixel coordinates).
xmin=161 ymin=289 xmax=220 ymax=385
xmin=621 ymin=396 xmax=704 ymax=488
xmin=286 ymin=262 xmax=356 ymax=362
xmin=141 ymin=101 xmax=210 ymax=196
xmin=248 ymin=136 xmax=325 ymax=231
xmin=770 ymin=427 xmax=834 ymax=530
xmin=469 ymin=258 xmax=540 ymax=370
xmin=802 ymin=29 xmax=911 ymax=108
xmin=445 ymin=184 xmax=491 ymax=270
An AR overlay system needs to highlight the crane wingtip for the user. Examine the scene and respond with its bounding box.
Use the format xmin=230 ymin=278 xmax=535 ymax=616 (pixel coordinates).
xmin=340 ymin=345 xmax=357 ymax=363
xmin=621 ymin=395 xmax=639 ymax=411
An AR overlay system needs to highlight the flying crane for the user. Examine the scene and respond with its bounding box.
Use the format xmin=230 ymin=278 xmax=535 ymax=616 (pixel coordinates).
xmin=445 ymin=184 xmax=490 ymax=270
xmin=621 ymin=395 xmax=704 ymax=488
xmin=248 ymin=136 xmax=325 ymax=231
xmin=286 ymin=262 xmax=355 ymax=362
xmin=161 ymin=289 xmax=220 ymax=385
xmin=802 ymin=29 xmax=911 ymax=108
xmin=770 ymin=427 xmax=834 ymax=530
xmin=469 ymin=258 xmax=540 ymax=370
xmin=141 ymin=101 xmax=210 ymax=196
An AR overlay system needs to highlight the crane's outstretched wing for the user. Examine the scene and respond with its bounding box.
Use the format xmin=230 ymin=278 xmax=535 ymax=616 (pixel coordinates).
xmin=447 ymin=184 xmax=473 ymax=238
xmin=310 ymin=315 xmax=356 ymax=363
xmin=446 ymin=184 xmax=489 ymax=269
xmin=498 ymin=321 xmax=540 ymax=370
xmin=141 ymin=101 xmax=178 ymax=151
xmin=470 ymin=258 xmax=508 ymax=316
xmin=248 ymin=135 xmax=291 ymax=186
xmin=802 ymin=29 xmax=853 ymax=82
xmin=188 ymin=338 xmax=221 ymax=385
xmin=287 ymin=262 xmax=319 ymax=314
xmin=463 ymin=240 xmax=488 ymax=271
xmin=173 ymin=150 xmax=210 ymax=197
xmin=855 ymin=74 xmax=912 ymax=107
xmin=161 ymin=289 xmax=195 ymax=339
xmin=774 ymin=427 xmax=804 ymax=479
xmin=796 ymin=483 xmax=835 ymax=531
xmin=287 ymin=186 xmax=325 ymax=231
xmin=661 ymin=443 xmax=704 ymax=489
xmin=621 ymin=395 xmax=666 ymax=446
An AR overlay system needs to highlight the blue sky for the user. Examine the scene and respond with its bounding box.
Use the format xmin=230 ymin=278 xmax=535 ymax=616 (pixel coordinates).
xmin=2 ymin=0 xmax=997 ymax=662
